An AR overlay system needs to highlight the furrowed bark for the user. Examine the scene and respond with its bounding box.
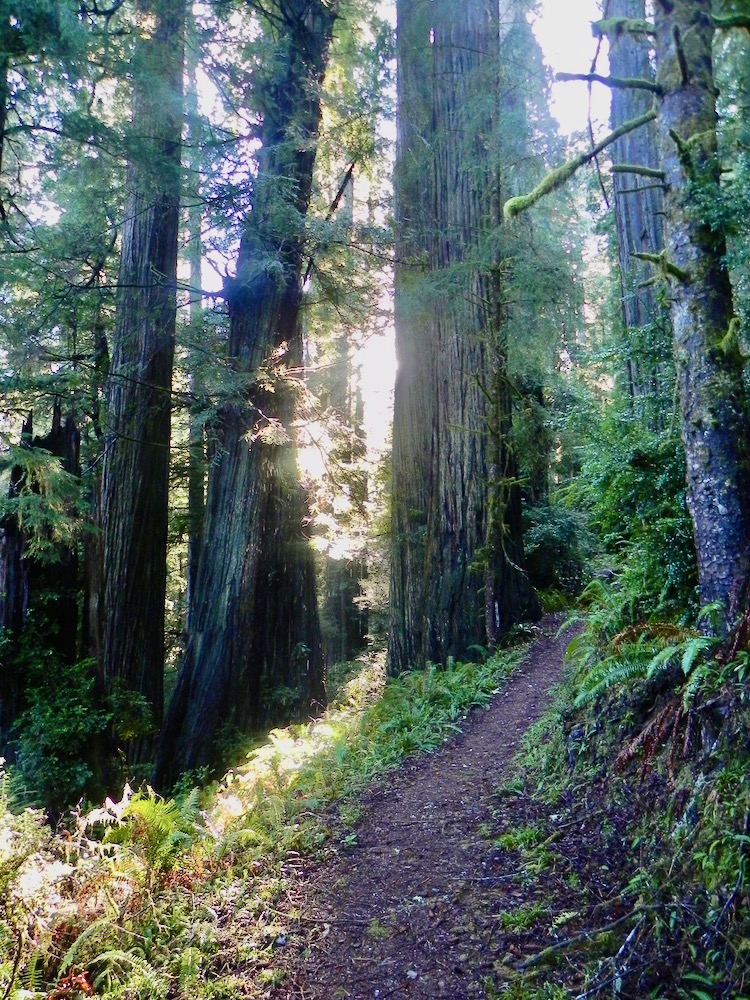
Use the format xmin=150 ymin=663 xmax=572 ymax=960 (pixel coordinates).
xmin=606 ymin=0 xmax=671 ymax=415
xmin=154 ymin=1 xmax=335 ymax=787
xmin=101 ymin=0 xmax=185 ymax=759
xmin=390 ymin=0 xmax=538 ymax=675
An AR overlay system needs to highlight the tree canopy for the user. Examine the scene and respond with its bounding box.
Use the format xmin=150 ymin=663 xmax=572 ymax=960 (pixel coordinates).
xmin=0 ymin=0 xmax=748 ymax=809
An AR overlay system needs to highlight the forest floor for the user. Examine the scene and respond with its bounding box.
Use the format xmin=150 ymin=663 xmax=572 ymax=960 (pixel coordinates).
xmin=255 ymin=615 xmax=630 ymax=999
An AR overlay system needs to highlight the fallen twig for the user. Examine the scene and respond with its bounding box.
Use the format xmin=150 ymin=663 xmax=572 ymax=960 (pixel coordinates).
xmin=516 ymin=907 xmax=647 ymax=971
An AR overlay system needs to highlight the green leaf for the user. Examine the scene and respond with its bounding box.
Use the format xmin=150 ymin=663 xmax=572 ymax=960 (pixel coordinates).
xmin=680 ymin=636 xmax=715 ymax=675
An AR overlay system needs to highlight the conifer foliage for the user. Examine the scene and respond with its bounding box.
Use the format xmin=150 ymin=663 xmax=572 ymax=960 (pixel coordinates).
xmin=2 ymin=0 xmax=749 ymax=806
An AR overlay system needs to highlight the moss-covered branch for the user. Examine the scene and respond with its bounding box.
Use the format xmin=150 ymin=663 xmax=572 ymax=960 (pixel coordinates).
xmin=610 ymin=164 xmax=665 ymax=179
xmin=669 ymin=127 xmax=696 ymax=179
xmin=556 ymin=71 xmax=662 ymax=95
xmin=503 ymin=108 xmax=657 ymax=220
xmin=713 ymin=14 xmax=750 ymax=30
xmin=592 ymin=17 xmax=655 ymax=38
xmin=633 ymin=250 xmax=692 ymax=284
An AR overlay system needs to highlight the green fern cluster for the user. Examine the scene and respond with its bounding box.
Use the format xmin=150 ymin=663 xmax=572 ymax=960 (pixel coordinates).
xmin=568 ymin=582 xmax=724 ymax=709
xmin=0 ymin=764 xmax=55 ymax=999
xmin=102 ymin=788 xmax=203 ymax=884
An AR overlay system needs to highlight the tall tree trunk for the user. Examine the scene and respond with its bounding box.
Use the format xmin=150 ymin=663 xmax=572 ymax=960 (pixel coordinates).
xmin=154 ymin=1 xmax=336 ymax=788
xmin=185 ymin=25 xmax=206 ymax=635
xmin=320 ymin=333 xmax=369 ymax=665
xmin=389 ymin=0 xmax=538 ymax=675
xmin=607 ymin=0 xmax=671 ymax=416
xmin=101 ymin=0 xmax=185 ymax=758
xmin=654 ymin=0 xmax=750 ymax=624
xmin=316 ymin=171 xmax=369 ymax=664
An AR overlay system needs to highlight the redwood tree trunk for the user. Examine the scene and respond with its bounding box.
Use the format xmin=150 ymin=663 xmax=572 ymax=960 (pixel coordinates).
xmin=654 ymin=0 xmax=750 ymax=623
xmin=154 ymin=1 xmax=336 ymax=788
xmin=185 ymin=15 xmax=206 ymax=636
xmin=607 ymin=0 xmax=671 ymax=415
xmin=389 ymin=0 xmax=539 ymax=675
xmin=319 ymin=330 xmax=369 ymax=665
xmin=101 ymin=0 xmax=184 ymax=756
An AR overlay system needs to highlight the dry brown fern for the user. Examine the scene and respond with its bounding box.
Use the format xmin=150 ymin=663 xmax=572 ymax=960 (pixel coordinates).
xmin=716 ymin=608 xmax=750 ymax=667
xmin=611 ymin=622 xmax=694 ymax=654
xmin=615 ymin=697 xmax=695 ymax=784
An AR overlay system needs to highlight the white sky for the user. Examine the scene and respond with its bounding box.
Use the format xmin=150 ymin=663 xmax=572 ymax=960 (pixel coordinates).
xmin=531 ymin=0 xmax=611 ymax=136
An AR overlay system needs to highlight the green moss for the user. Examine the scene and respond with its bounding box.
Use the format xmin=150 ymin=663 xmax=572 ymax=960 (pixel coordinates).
xmin=719 ymin=316 xmax=742 ymax=356
xmin=712 ymin=14 xmax=750 ymax=30
xmin=592 ymin=17 xmax=654 ymax=39
xmin=504 ymin=161 xmax=582 ymax=220
xmin=632 ymin=250 xmax=692 ymax=284
xmin=504 ymin=109 xmax=657 ymax=220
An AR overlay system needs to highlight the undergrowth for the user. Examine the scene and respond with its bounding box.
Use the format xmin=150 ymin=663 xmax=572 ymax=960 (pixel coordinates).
xmin=0 ymin=643 xmax=526 ymax=1000
xmin=503 ymin=592 xmax=750 ymax=999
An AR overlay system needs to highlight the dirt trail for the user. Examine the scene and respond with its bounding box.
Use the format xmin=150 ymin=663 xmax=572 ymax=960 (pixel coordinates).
xmin=274 ymin=615 xmax=572 ymax=999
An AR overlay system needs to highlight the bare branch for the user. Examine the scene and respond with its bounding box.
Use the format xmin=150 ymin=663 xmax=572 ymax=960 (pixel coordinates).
xmin=619 ymin=183 xmax=666 ymax=194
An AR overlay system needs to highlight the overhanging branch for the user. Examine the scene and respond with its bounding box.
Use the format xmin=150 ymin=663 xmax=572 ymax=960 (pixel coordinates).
xmin=611 ymin=164 xmax=665 ymax=179
xmin=556 ymin=71 xmax=662 ymax=95
xmin=503 ymin=108 xmax=658 ymax=220
xmin=592 ymin=17 xmax=655 ymax=38
xmin=713 ymin=14 xmax=750 ymax=30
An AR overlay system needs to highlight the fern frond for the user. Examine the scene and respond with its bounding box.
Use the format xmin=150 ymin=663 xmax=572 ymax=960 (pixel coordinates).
xmin=564 ymin=631 xmax=590 ymax=666
xmin=59 ymin=918 xmax=122 ymax=976
xmin=645 ymin=644 xmax=679 ymax=680
xmin=177 ymin=946 xmax=202 ymax=991
xmin=21 ymin=950 xmax=44 ymax=992
xmin=177 ymin=788 xmax=202 ymax=828
xmin=574 ymin=652 xmax=649 ymax=706
xmin=612 ymin=622 xmax=689 ymax=650
xmin=90 ymin=949 xmax=168 ymax=1000
xmin=680 ymin=636 xmax=717 ymax=676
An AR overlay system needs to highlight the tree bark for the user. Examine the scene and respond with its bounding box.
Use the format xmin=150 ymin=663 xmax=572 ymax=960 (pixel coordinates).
xmin=654 ymin=0 xmax=750 ymax=624
xmin=154 ymin=1 xmax=336 ymax=788
xmin=101 ymin=0 xmax=185 ymax=758
xmin=606 ymin=0 xmax=671 ymax=415
xmin=319 ymin=316 xmax=369 ymax=665
xmin=185 ymin=25 xmax=206 ymax=636
xmin=389 ymin=0 xmax=539 ymax=675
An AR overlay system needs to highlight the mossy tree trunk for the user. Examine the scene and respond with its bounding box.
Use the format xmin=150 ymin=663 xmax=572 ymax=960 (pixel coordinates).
xmin=154 ymin=1 xmax=335 ymax=788
xmin=101 ymin=0 xmax=185 ymax=759
xmin=389 ymin=0 xmax=539 ymax=675
xmin=654 ymin=0 xmax=750 ymax=624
